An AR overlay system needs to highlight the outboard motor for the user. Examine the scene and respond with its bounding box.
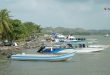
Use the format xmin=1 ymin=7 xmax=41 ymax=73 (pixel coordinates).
xmin=37 ymin=46 xmax=45 ymax=53
xmin=67 ymin=44 xmax=73 ymax=48
xmin=7 ymin=52 xmax=16 ymax=58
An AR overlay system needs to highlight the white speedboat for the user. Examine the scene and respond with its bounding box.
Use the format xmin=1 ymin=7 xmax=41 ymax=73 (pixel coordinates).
xmin=64 ymin=41 xmax=107 ymax=53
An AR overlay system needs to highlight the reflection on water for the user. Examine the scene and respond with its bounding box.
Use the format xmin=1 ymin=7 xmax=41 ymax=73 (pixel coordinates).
xmin=0 ymin=35 xmax=110 ymax=75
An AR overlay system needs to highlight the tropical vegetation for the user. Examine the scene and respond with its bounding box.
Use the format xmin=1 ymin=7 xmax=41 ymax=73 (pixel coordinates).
xmin=0 ymin=9 xmax=42 ymax=46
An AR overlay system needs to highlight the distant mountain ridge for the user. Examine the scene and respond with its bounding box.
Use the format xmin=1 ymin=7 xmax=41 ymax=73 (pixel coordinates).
xmin=42 ymin=27 xmax=110 ymax=35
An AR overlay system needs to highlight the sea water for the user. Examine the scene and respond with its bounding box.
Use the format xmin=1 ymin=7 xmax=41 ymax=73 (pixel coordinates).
xmin=0 ymin=35 xmax=110 ymax=75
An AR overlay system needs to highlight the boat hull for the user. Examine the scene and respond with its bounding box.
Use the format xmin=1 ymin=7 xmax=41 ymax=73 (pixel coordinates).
xmin=11 ymin=53 xmax=75 ymax=61
xmin=88 ymin=45 xmax=109 ymax=49
xmin=74 ymin=47 xmax=104 ymax=53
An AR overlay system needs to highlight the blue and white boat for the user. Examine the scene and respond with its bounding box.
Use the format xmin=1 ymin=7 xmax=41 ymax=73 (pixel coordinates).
xmin=40 ymin=46 xmax=104 ymax=53
xmin=11 ymin=53 xmax=75 ymax=61
xmin=40 ymin=40 xmax=106 ymax=53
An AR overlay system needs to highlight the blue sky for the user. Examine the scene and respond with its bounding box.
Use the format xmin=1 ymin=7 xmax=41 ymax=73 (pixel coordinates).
xmin=0 ymin=0 xmax=110 ymax=29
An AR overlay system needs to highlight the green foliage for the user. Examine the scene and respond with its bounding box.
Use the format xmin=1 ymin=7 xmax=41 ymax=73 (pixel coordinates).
xmin=23 ymin=22 xmax=41 ymax=36
xmin=10 ymin=19 xmax=27 ymax=40
xmin=10 ymin=21 xmax=42 ymax=41
xmin=0 ymin=9 xmax=42 ymax=42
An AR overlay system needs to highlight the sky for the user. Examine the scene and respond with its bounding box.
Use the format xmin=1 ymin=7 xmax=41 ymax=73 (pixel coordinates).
xmin=0 ymin=0 xmax=110 ymax=29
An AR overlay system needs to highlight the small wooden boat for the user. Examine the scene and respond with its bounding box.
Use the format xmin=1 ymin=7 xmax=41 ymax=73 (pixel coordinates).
xmin=11 ymin=53 xmax=75 ymax=61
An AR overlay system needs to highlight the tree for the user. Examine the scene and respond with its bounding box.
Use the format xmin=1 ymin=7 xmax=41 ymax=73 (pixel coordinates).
xmin=0 ymin=9 xmax=12 ymax=41
xmin=23 ymin=22 xmax=42 ymax=36
xmin=0 ymin=9 xmax=42 ymax=44
xmin=10 ymin=19 xmax=27 ymax=40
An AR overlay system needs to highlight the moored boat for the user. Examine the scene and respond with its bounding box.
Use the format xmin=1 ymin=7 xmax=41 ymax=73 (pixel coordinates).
xmin=41 ymin=47 xmax=104 ymax=53
xmin=42 ymin=40 xmax=107 ymax=53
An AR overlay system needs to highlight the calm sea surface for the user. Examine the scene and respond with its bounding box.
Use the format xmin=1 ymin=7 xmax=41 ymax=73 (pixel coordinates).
xmin=0 ymin=35 xmax=110 ymax=75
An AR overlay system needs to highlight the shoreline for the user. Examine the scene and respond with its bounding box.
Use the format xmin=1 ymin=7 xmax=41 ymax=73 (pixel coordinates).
xmin=0 ymin=46 xmax=23 ymax=56
xmin=0 ymin=42 xmax=42 ymax=56
xmin=0 ymin=36 xmax=45 ymax=56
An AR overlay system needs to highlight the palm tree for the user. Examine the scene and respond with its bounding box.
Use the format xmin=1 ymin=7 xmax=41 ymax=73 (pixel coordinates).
xmin=0 ymin=9 xmax=12 ymax=43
